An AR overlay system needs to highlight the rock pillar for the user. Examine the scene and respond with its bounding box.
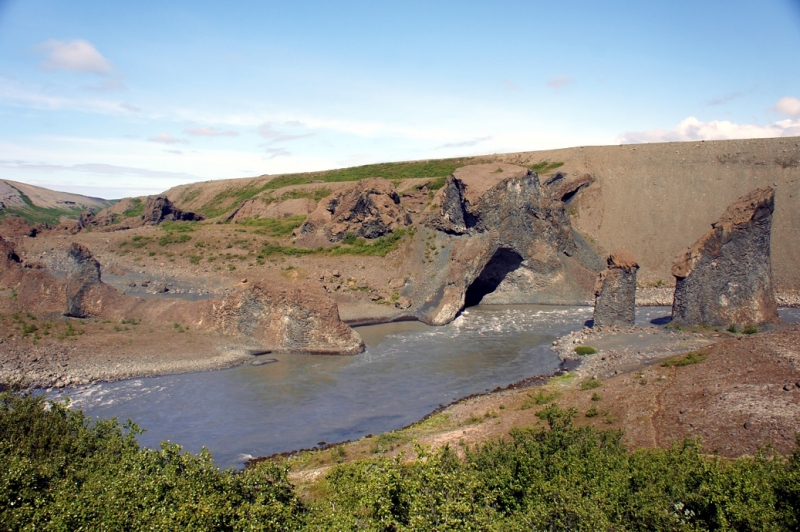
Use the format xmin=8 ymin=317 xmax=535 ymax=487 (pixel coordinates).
xmin=671 ymin=187 xmax=778 ymax=327
xmin=593 ymin=249 xmax=639 ymax=327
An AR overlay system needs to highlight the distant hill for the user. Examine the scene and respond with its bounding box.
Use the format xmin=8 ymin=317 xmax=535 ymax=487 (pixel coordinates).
xmin=0 ymin=180 xmax=113 ymax=225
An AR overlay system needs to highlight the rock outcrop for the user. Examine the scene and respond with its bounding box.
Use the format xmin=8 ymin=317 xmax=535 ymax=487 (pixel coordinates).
xmin=213 ymin=281 xmax=365 ymax=355
xmin=296 ymin=178 xmax=410 ymax=246
xmin=671 ymin=187 xmax=779 ymax=327
xmin=141 ymin=195 xmax=205 ymax=225
xmin=593 ymin=249 xmax=639 ymax=327
xmin=0 ymin=216 xmax=39 ymax=238
xmin=64 ymin=243 xmax=102 ymax=317
xmin=418 ymin=164 xmax=602 ymax=325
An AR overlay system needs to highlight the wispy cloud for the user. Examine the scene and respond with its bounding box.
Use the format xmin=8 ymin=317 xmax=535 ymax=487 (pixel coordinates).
xmin=119 ymin=102 xmax=141 ymax=113
xmin=546 ymin=74 xmax=575 ymax=90
xmin=185 ymin=126 xmax=239 ymax=137
xmin=774 ymin=96 xmax=800 ymax=118
xmin=501 ymin=79 xmax=520 ymax=91
xmin=35 ymin=39 xmax=113 ymax=74
xmin=0 ymin=160 xmax=200 ymax=180
xmin=258 ymin=122 xmax=313 ymax=143
xmin=148 ymin=132 xmax=188 ymax=144
xmin=436 ymin=136 xmax=492 ymax=149
xmin=83 ymin=78 xmax=127 ymax=92
xmin=263 ymin=147 xmax=291 ymax=159
xmin=707 ymin=92 xmax=742 ymax=106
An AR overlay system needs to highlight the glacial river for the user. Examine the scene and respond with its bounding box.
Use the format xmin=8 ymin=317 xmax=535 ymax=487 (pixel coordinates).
xmin=49 ymin=305 xmax=800 ymax=468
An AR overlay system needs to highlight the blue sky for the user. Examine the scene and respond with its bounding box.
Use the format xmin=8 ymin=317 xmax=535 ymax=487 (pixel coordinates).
xmin=0 ymin=0 xmax=798 ymax=199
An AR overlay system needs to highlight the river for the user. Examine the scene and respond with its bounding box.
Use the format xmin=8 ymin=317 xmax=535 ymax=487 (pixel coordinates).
xmin=48 ymin=305 xmax=800 ymax=468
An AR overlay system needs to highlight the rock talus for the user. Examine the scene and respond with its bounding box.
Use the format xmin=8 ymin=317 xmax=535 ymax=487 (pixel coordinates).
xmin=593 ymin=249 xmax=639 ymax=327
xmin=671 ymin=187 xmax=779 ymax=327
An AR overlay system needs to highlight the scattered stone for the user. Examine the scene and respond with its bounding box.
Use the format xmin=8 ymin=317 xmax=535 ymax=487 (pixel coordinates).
xmin=128 ymin=281 xmax=136 ymax=287
xmin=672 ymin=187 xmax=779 ymax=327
xmin=593 ymin=249 xmax=639 ymax=327
xmin=784 ymin=384 xmax=795 ymax=391
xmin=153 ymin=283 xmax=168 ymax=293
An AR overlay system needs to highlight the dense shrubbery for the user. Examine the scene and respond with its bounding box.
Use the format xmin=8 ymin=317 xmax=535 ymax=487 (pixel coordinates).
xmin=2 ymin=390 xmax=799 ymax=530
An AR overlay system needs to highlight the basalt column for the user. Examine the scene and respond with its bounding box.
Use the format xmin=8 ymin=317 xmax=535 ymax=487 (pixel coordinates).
xmin=671 ymin=187 xmax=779 ymax=327
xmin=593 ymin=249 xmax=639 ymax=327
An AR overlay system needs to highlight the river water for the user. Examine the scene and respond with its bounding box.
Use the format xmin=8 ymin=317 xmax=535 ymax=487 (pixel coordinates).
xmin=49 ymin=305 xmax=800 ymax=468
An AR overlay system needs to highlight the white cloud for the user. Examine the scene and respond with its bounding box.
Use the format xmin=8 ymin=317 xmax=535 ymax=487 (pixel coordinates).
xmin=775 ymin=97 xmax=800 ymax=118
xmin=36 ymin=39 xmax=113 ymax=74
xmin=185 ymin=126 xmax=239 ymax=137
xmin=148 ymin=132 xmax=188 ymax=144
xmin=618 ymin=116 xmax=800 ymax=144
xmin=546 ymin=74 xmax=575 ymax=90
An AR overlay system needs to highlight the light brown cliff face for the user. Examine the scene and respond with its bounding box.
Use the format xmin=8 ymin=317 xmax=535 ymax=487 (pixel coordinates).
xmin=671 ymin=187 xmax=779 ymax=327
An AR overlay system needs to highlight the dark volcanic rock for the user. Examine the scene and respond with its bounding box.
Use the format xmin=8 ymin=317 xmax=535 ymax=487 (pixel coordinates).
xmin=296 ymin=178 xmax=411 ymax=245
xmin=64 ymin=243 xmax=102 ymax=318
xmin=213 ymin=281 xmax=365 ymax=355
xmin=593 ymin=249 xmax=639 ymax=327
xmin=141 ymin=195 xmax=205 ymax=225
xmin=671 ymin=187 xmax=779 ymax=327
xmin=419 ymin=163 xmax=601 ymax=324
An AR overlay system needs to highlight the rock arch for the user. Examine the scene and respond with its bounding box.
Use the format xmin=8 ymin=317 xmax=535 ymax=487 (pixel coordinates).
xmin=464 ymin=248 xmax=524 ymax=307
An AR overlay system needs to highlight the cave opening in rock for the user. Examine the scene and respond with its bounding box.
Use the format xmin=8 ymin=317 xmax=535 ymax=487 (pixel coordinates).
xmin=464 ymin=248 xmax=524 ymax=307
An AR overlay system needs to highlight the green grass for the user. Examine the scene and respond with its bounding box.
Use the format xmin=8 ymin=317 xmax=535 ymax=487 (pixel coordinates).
xmin=520 ymin=390 xmax=562 ymax=409
xmin=197 ymin=159 xmax=477 ymax=218
xmin=0 ymin=184 xmax=88 ymax=225
xmin=122 ymin=198 xmax=144 ymax=218
xmin=743 ymin=325 xmax=758 ymax=335
xmin=263 ymin=187 xmax=332 ymax=205
xmin=528 ymin=160 xmax=565 ymax=174
xmin=160 ymin=220 xmax=200 ymax=232
xmin=238 ymin=215 xmax=307 ymax=237
xmin=662 ymin=350 xmax=708 ymax=368
xmin=257 ymin=227 xmax=408 ymax=260
xmin=158 ymin=233 xmax=191 ymax=246
xmin=580 ymin=378 xmax=603 ymax=390
xmin=574 ymin=346 xmax=598 ymax=356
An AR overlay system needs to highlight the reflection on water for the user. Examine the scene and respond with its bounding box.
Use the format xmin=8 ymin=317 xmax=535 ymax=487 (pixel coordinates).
xmin=50 ymin=305 xmax=792 ymax=468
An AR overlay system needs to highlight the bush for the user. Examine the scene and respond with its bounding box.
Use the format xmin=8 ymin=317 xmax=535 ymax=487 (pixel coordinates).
xmin=743 ymin=325 xmax=758 ymax=335
xmin=520 ymin=390 xmax=561 ymax=409
xmin=574 ymin=346 xmax=597 ymax=356
xmin=662 ymin=350 xmax=707 ymax=368
xmin=3 ymin=392 xmax=800 ymax=530
xmin=580 ymin=378 xmax=602 ymax=390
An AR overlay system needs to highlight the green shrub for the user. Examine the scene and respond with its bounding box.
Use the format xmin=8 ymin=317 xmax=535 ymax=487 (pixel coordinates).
xmin=728 ymin=323 xmax=739 ymax=334
xmin=662 ymin=350 xmax=708 ymax=368
xmin=520 ymin=390 xmax=561 ymax=409
xmin=743 ymin=325 xmax=758 ymax=335
xmin=580 ymin=378 xmax=602 ymax=390
xmin=574 ymin=346 xmax=598 ymax=356
xmin=585 ymin=405 xmax=600 ymax=417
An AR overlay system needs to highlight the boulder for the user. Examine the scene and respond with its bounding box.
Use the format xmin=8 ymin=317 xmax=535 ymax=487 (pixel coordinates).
xmin=213 ymin=281 xmax=365 ymax=355
xmin=671 ymin=187 xmax=779 ymax=327
xmin=296 ymin=178 xmax=411 ymax=245
xmin=141 ymin=195 xmax=205 ymax=225
xmin=593 ymin=249 xmax=639 ymax=327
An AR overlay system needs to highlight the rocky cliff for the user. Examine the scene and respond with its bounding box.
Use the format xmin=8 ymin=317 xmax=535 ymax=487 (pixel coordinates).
xmin=671 ymin=187 xmax=779 ymax=327
xmin=416 ymin=164 xmax=602 ymax=325
xmin=297 ymin=178 xmax=410 ymax=246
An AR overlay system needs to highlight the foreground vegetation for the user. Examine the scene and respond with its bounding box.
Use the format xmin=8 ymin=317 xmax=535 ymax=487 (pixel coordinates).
xmin=2 ymin=389 xmax=799 ymax=531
